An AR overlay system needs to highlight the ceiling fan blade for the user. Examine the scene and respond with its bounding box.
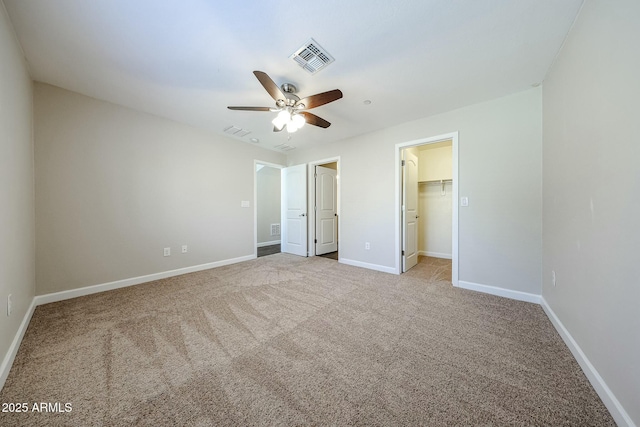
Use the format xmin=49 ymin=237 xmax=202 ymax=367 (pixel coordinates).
xmin=253 ymin=71 xmax=286 ymax=102
xmin=299 ymin=112 xmax=331 ymax=128
xmin=297 ymin=89 xmax=343 ymax=109
xmin=227 ymin=106 xmax=272 ymax=111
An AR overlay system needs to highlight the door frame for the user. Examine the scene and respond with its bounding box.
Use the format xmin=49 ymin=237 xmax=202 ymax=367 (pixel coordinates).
xmin=307 ymin=156 xmax=341 ymax=258
xmin=253 ymin=160 xmax=284 ymax=258
xmin=395 ymin=132 xmax=459 ymax=285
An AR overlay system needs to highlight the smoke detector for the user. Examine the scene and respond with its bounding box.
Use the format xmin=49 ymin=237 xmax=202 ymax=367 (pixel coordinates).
xmin=290 ymin=38 xmax=335 ymax=75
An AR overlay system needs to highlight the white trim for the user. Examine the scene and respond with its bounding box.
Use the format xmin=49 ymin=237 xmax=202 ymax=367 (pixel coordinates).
xmin=339 ymin=258 xmax=396 ymax=274
xmin=1 ymin=299 xmax=36 ymax=390
xmin=418 ymin=250 xmax=452 ymax=259
xmin=395 ymin=132 xmax=459 ymax=285
xmin=541 ymin=297 xmax=636 ymax=427
xmin=34 ymin=255 xmax=255 ymax=306
xmin=257 ymin=240 xmax=281 ymax=248
xmin=456 ymin=280 xmax=541 ymax=304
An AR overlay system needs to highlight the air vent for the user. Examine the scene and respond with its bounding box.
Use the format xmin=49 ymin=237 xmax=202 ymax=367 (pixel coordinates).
xmin=270 ymin=223 xmax=280 ymax=236
xmin=274 ymin=143 xmax=296 ymax=151
xmin=223 ymin=125 xmax=251 ymax=137
xmin=290 ymin=38 xmax=334 ymax=75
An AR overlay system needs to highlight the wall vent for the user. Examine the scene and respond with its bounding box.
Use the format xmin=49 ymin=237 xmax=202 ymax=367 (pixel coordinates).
xmin=270 ymin=223 xmax=280 ymax=236
xmin=290 ymin=38 xmax=334 ymax=75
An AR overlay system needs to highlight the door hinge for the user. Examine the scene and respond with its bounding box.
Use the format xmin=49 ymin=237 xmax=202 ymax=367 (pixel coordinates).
xmin=315 ymin=239 xmax=317 ymax=243
xmin=401 ymin=160 xmax=405 ymax=166
xmin=402 ymin=250 xmax=405 ymax=256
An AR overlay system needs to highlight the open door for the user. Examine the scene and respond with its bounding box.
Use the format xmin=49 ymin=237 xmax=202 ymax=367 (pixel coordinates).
xmin=281 ymin=164 xmax=308 ymax=256
xmin=402 ymin=151 xmax=419 ymax=271
xmin=315 ymin=165 xmax=338 ymax=255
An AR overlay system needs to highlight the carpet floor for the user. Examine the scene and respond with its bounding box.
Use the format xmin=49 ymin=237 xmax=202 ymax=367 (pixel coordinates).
xmin=0 ymin=255 xmax=613 ymax=426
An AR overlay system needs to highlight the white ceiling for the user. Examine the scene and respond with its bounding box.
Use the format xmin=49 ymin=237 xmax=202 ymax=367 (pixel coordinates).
xmin=3 ymin=0 xmax=583 ymax=152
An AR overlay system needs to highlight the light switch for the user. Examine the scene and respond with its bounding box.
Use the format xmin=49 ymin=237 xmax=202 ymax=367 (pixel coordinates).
xmin=241 ymin=201 xmax=250 ymax=208
xmin=461 ymin=197 xmax=469 ymax=207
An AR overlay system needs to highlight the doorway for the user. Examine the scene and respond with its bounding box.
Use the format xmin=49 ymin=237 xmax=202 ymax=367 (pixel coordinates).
xmin=278 ymin=157 xmax=340 ymax=260
xmin=254 ymin=161 xmax=283 ymax=258
xmin=314 ymin=162 xmax=338 ymax=260
xmin=309 ymin=157 xmax=340 ymax=260
xmin=396 ymin=132 xmax=458 ymax=284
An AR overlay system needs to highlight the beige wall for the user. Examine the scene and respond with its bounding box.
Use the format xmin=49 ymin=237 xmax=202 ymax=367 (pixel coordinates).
xmin=256 ymin=165 xmax=281 ymax=245
xmin=542 ymin=0 xmax=640 ymax=424
xmin=418 ymin=183 xmax=453 ymax=258
xmin=0 ymin=4 xmax=35 ymax=384
xmin=418 ymin=142 xmax=452 ymax=182
xmin=288 ymin=88 xmax=542 ymax=294
xmin=34 ymin=83 xmax=285 ymax=294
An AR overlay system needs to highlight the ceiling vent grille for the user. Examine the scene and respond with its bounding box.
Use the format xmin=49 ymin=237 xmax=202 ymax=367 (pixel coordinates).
xmin=290 ymin=38 xmax=334 ymax=75
xmin=274 ymin=143 xmax=296 ymax=151
xmin=223 ymin=125 xmax=251 ymax=138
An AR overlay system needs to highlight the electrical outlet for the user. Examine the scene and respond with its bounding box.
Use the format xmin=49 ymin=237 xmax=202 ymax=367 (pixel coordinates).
xmin=365 ymin=242 xmax=370 ymax=250
xmin=181 ymin=245 xmax=188 ymax=254
xmin=164 ymin=247 xmax=171 ymax=257
xmin=552 ymin=270 xmax=556 ymax=287
xmin=7 ymin=294 xmax=12 ymax=316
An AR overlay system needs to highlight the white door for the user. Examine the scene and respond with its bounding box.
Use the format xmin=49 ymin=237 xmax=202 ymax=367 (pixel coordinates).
xmin=281 ymin=164 xmax=307 ymax=256
xmin=402 ymin=151 xmax=419 ymax=272
xmin=315 ymin=165 xmax=338 ymax=255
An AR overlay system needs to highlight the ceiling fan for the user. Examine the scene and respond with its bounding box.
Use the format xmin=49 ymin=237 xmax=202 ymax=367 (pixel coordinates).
xmin=228 ymin=71 xmax=343 ymax=133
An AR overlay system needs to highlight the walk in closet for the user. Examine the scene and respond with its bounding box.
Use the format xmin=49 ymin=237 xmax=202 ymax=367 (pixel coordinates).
xmin=417 ymin=140 xmax=453 ymax=259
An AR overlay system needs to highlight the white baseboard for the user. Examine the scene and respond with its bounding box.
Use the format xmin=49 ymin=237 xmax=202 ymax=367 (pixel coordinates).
xmin=257 ymin=240 xmax=281 ymax=248
xmin=339 ymin=258 xmax=396 ymax=274
xmin=541 ymin=297 xmax=635 ymax=427
xmin=456 ymin=280 xmax=541 ymax=304
xmin=34 ymin=254 xmax=256 ymax=306
xmin=418 ymin=250 xmax=452 ymax=259
xmin=1 ymin=298 xmax=36 ymax=391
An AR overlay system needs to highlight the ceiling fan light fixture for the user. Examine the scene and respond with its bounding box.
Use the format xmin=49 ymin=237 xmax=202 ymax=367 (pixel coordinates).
xmin=292 ymin=113 xmax=305 ymax=129
xmin=272 ymin=116 xmax=286 ymax=130
xmin=272 ymin=110 xmax=290 ymax=130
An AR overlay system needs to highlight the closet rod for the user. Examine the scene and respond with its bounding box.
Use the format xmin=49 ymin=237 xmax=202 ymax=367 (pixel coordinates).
xmin=418 ymin=179 xmax=452 ymax=196
xmin=418 ymin=179 xmax=453 ymax=184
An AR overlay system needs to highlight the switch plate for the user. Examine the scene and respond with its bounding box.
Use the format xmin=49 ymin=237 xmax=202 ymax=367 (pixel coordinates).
xmin=182 ymin=245 xmax=188 ymax=253
xmin=164 ymin=247 xmax=171 ymax=257
xmin=460 ymin=197 xmax=469 ymax=207
xmin=241 ymin=200 xmax=250 ymax=208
